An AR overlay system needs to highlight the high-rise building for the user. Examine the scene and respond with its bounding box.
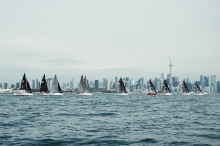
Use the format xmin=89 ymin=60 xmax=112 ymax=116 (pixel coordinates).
xmin=161 ymin=73 xmax=167 ymax=80
xmin=72 ymin=78 xmax=74 ymax=88
xmin=115 ymin=76 xmax=118 ymax=84
xmin=11 ymin=84 xmax=15 ymax=89
xmin=169 ymin=57 xmax=173 ymax=92
xmin=16 ymin=82 xmax=20 ymax=89
xmin=34 ymin=78 xmax=39 ymax=89
xmin=106 ymin=80 xmax=110 ymax=90
xmin=217 ymin=81 xmax=220 ymax=92
xmin=200 ymin=75 xmax=204 ymax=88
xmin=32 ymin=79 xmax=35 ymax=89
xmin=103 ymin=78 xmax=106 ymax=88
xmin=95 ymin=80 xmax=99 ymax=90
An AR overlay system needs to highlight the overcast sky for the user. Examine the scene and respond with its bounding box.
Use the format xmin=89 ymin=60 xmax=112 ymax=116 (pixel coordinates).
xmin=0 ymin=0 xmax=220 ymax=84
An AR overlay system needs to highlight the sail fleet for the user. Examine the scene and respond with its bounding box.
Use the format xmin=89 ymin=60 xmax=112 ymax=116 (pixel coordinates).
xmin=14 ymin=73 xmax=207 ymax=96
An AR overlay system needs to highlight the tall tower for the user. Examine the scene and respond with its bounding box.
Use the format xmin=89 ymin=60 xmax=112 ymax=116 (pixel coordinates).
xmin=169 ymin=57 xmax=173 ymax=92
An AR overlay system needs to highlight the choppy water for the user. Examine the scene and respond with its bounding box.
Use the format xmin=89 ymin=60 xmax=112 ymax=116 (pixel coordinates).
xmin=0 ymin=93 xmax=220 ymax=146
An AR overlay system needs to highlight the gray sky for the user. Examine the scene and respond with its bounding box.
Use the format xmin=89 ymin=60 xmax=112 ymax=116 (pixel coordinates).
xmin=0 ymin=0 xmax=220 ymax=84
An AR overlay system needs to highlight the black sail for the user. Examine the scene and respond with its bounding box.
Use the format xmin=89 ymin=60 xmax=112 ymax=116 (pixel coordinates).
xmin=40 ymin=74 xmax=49 ymax=93
xmin=58 ymin=82 xmax=62 ymax=93
xmin=182 ymin=80 xmax=189 ymax=93
xmin=86 ymin=80 xmax=91 ymax=93
xmin=20 ymin=73 xmax=27 ymax=90
xmin=195 ymin=81 xmax=202 ymax=93
xmin=149 ymin=79 xmax=157 ymax=92
xmin=26 ymin=81 xmax=32 ymax=93
xmin=118 ymin=78 xmax=127 ymax=93
xmin=163 ymin=80 xmax=171 ymax=93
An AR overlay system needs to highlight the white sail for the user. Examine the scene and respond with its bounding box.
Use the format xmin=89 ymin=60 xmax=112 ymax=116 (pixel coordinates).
xmin=50 ymin=75 xmax=58 ymax=93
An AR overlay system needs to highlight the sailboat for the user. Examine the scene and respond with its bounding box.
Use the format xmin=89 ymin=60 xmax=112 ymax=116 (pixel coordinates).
xmin=161 ymin=79 xmax=172 ymax=95
xmin=194 ymin=81 xmax=203 ymax=95
xmin=76 ymin=75 xmax=93 ymax=95
xmin=49 ymin=75 xmax=63 ymax=95
xmin=14 ymin=73 xmax=33 ymax=96
xmin=115 ymin=77 xmax=128 ymax=95
xmin=182 ymin=80 xmax=190 ymax=95
xmin=39 ymin=74 xmax=50 ymax=95
xmin=147 ymin=79 xmax=157 ymax=96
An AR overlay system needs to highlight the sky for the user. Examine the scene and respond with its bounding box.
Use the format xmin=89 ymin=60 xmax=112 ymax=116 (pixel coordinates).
xmin=0 ymin=0 xmax=220 ymax=84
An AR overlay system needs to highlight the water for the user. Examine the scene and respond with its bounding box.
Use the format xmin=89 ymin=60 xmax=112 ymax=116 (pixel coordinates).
xmin=0 ymin=93 xmax=220 ymax=145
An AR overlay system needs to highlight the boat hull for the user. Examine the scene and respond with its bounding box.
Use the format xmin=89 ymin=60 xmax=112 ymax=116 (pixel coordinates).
xmin=14 ymin=93 xmax=33 ymax=96
xmin=147 ymin=92 xmax=157 ymax=96
xmin=39 ymin=93 xmax=50 ymax=96
xmin=49 ymin=93 xmax=63 ymax=96
xmin=161 ymin=93 xmax=172 ymax=96
xmin=193 ymin=93 xmax=204 ymax=95
xmin=182 ymin=93 xmax=191 ymax=95
xmin=115 ymin=93 xmax=128 ymax=96
xmin=76 ymin=93 xmax=93 ymax=95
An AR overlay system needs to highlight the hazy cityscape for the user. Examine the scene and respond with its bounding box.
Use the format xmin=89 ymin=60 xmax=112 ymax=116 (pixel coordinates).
xmin=1 ymin=56 xmax=219 ymax=93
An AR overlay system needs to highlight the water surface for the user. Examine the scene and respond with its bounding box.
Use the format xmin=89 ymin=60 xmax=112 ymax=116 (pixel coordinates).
xmin=0 ymin=93 xmax=220 ymax=145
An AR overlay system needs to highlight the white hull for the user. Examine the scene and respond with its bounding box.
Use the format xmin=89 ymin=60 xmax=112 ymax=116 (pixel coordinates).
xmin=115 ymin=93 xmax=128 ymax=96
xmin=76 ymin=93 xmax=93 ymax=96
xmin=182 ymin=93 xmax=191 ymax=95
xmin=14 ymin=93 xmax=33 ymax=96
xmin=49 ymin=93 xmax=63 ymax=96
xmin=193 ymin=93 xmax=204 ymax=95
xmin=161 ymin=93 xmax=172 ymax=96
xmin=38 ymin=93 xmax=50 ymax=96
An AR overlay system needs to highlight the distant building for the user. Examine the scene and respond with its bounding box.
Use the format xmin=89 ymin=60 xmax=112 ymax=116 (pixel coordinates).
xmin=106 ymin=80 xmax=110 ymax=90
xmin=200 ymin=75 xmax=204 ymax=88
xmin=32 ymin=79 xmax=35 ymax=89
xmin=11 ymin=84 xmax=15 ymax=89
xmin=161 ymin=73 xmax=167 ymax=80
xmin=95 ymin=80 xmax=99 ymax=90
xmin=217 ymin=81 xmax=220 ymax=92
xmin=103 ymin=78 xmax=106 ymax=88
xmin=16 ymin=82 xmax=20 ymax=89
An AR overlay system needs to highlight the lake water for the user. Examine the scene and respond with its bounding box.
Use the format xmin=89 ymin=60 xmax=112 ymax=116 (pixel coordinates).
xmin=0 ymin=93 xmax=220 ymax=145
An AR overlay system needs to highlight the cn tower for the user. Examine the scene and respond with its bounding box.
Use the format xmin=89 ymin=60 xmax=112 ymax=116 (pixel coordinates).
xmin=169 ymin=57 xmax=173 ymax=92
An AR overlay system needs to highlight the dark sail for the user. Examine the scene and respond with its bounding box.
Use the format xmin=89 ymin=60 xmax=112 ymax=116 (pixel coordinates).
xmin=20 ymin=73 xmax=27 ymax=90
xmin=182 ymin=80 xmax=189 ymax=93
xmin=40 ymin=74 xmax=49 ymax=93
xmin=26 ymin=81 xmax=32 ymax=93
xmin=163 ymin=80 xmax=171 ymax=93
xmin=195 ymin=81 xmax=202 ymax=93
xmin=58 ymin=82 xmax=62 ymax=93
xmin=20 ymin=73 xmax=32 ymax=93
xmin=118 ymin=78 xmax=127 ymax=93
xmin=149 ymin=79 xmax=156 ymax=92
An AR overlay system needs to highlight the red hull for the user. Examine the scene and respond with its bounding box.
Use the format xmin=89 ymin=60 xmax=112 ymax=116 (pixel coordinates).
xmin=147 ymin=92 xmax=157 ymax=96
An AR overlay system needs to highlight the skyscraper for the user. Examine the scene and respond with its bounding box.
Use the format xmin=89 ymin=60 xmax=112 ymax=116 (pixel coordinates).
xmin=106 ymin=80 xmax=110 ymax=90
xmin=169 ymin=57 xmax=173 ymax=92
xmin=95 ymin=80 xmax=99 ymax=90
xmin=115 ymin=76 xmax=118 ymax=84
xmin=32 ymin=79 xmax=35 ymax=89
xmin=161 ymin=73 xmax=167 ymax=80
xmin=103 ymin=78 xmax=106 ymax=88
xmin=200 ymin=75 xmax=204 ymax=88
